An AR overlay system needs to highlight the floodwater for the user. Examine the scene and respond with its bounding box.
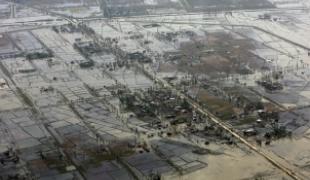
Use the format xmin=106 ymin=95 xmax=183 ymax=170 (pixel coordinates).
xmin=167 ymin=143 xmax=292 ymax=180
xmin=267 ymin=133 xmax=310 ymax=178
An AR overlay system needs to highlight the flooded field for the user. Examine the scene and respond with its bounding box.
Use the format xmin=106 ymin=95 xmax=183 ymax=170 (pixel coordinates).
xmin=1 ymin=0 xmax=310 ymax=180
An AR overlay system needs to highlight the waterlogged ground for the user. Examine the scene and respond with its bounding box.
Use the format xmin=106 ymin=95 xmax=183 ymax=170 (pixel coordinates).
xmin=169 ymin=143 xmax=292 ymax=180
xmin=268 ymin=134 xmax=310 ymax=178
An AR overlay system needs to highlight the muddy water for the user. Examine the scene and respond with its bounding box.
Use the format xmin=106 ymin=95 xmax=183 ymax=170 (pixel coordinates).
xmin=267 ymin=133 xmax=310 ymax=178
xmin=167 ymin=143 xmax=292 ymax=180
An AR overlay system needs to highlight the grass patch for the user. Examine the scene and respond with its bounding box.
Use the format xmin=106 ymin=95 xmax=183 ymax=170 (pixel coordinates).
xmin=236 ymin=116 xmax=257 ymax=126
xmin=198 ymin=90 xmax=235 ymax=120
